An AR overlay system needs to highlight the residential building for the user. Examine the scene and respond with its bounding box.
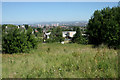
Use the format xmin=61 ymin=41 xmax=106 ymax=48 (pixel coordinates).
xmin=62 ymin=31 xmax=76 ymax=38
xmin=44 ymin=32 xmax=51 ymax=39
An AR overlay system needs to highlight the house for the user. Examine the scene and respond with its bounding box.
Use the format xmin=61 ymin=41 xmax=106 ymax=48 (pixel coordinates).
xmin=17 ymin=26 xmax=20 ymax=29
xmin=44 ymin=32 xmax=51 ymax=39
xmin=62 ymin=31 xmax=76 ymax=38
xmin=35 ymin=29 xmax=38 ymax=33
xmin=5 ymin=26 xmax=8 ymax=29
xmin=69 ymin=31 xmax=76 ymax=37
xmin=32 ymin=29 xmax=34 ymax=34
xmin=62 ymin=31 xmax=68 ymax=37
xmin=18 ymin=25 xmax=25 ymax=29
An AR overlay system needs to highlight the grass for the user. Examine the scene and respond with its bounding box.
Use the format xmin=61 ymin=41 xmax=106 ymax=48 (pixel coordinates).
xmin=2 ymin=43 xmax=118 ymax=78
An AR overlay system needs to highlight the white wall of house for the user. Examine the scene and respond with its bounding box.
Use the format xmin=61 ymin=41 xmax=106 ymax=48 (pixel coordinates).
xmin=5 ymin=26 xmax=8 ymax=29
xmin=45 ymin=32 xmax=51 ymax=39
xmin=62 ymin=31 xmax=76 ymax=38
xmin=17 ymin=26 xmax=20 ymax=29
xmin=62 ymin=31 xmax=68 ymax=37
xmin=69 ymin=31 xmax=76 ymax=37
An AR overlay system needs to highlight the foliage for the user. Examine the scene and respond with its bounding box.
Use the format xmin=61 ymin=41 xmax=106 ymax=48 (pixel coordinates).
xmin=47 ymin=27 xmax=64 ymax=43
xmin=36 ymin=28 xmax=43 ymax=37
xmin=24 ymin=24 xmax=29 ymax=30
xmin=87 ymin=7 xmax=120 ymax=48
xmin=2 ymin=26 xmax=38 ymax=54
xmin=37 ymin=28 xmax=43 ymax=33
xmin=32 ymin=28 xmax=43 ymax=37
xmin=72 ymin=27 xmax=88 ymax=44
xmin=2 ymin=24 xmax=17 ymax=32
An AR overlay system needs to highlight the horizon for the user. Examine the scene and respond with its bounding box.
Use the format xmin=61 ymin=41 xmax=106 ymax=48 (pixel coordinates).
xmin=2 ymin=2 xmax=118 ymax=24
xmin=2 ymin=20 xmax=88 ymax=25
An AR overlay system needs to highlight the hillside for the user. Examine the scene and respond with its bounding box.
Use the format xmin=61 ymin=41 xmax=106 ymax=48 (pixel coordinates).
xmin=2 ymin=43 xmax=118 ymax=78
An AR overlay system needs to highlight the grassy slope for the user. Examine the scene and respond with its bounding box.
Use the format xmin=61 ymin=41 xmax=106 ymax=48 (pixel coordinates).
xmin=2 ymin=43 xmax=118 ymax=78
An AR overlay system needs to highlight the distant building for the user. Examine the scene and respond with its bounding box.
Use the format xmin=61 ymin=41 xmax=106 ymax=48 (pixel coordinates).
xmin=5 ymin=26 xmax=8 ymax=29
xmin=35 ymin=29 xmax=38 ymax=33
xmin=19 ymin=25 xmax=25 ymax=29
xmin=62 ymin=31 xmax=76 ymax=38
xmin=62 ymin=31 xmax=68 ymax=38
xmin=21 ymin=25 xmax=25 ymax=28
xmin=46 ymin=24 xmax=49 ymax=27
xmin=32 ymin=30 xmax=34 ymax=34
xmin=51 ymin=23 xmax=59 ymax=27
xmin=44 ymin=32 xmax=51 ymax=39
xmin=56 ymin=23 xmax=59 ymax=26
xmin=69 ymin=31 xmax=76 ymax=37
xmin=60 ymin=26 xmax=66 ymax=28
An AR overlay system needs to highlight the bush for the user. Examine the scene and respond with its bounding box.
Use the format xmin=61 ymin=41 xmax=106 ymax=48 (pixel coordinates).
xmin=2 ymin=27 xmax=38 ymax=54
xmin=72 ymin=37 xmax=88 ymax=44
xmin=46 ymin=38 xmax=54 ymax=43
xmin=79 ymin=37 xmax=88 ymax=44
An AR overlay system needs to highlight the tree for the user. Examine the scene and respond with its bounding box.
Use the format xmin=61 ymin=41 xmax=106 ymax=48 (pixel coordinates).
xmin=118 ymin=1 xmax=120 ymax=7
xmin=25 ymin=24 xmax=29 ymax=30
xmin=73 ymin=26 xmax=78 ymax=31
xmin=37 ymin=28 xmax=42 ymax=33
xmin=2 ymin=25 xmax=38 ymax=54
xmin=46 ymin=27 xmax=64 ymax=43
xmin=2 ymin=24 xmax=7 ymax=31
xmin=72 ymin=27 xmax=86 ymax=44
xmin=87 ymin=7 xmax=120 ymax=48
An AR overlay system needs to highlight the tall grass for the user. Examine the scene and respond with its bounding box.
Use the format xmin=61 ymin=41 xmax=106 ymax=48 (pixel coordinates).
xmin=2 ymin=43 xmax=118 ymax=78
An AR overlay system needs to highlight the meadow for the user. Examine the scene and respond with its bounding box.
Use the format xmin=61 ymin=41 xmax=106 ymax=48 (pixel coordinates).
xmin=2 ymin=43 xmax=118 ymax=78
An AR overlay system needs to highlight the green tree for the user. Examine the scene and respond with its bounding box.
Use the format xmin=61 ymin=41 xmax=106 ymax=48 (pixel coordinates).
xmin=2 ymin=25 xmax=38 ymax=54
xmin=47 ymin=27 xmax=64 ymax=43
xmin=36 ymin=28 xmax=43 ymax=37
xmin=87 ymin=7 xmax=120 ymax=48
xmin=25 ymin=24 xmax=29 ymax=30
xmin=72 ymin=27 xmax=87 ymax=44
xmin=37 ymin=28 xmax=42 ymax=33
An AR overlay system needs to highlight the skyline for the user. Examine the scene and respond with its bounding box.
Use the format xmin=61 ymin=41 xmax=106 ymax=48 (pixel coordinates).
xmin=2 ymin=2 xmax=118 ymax=24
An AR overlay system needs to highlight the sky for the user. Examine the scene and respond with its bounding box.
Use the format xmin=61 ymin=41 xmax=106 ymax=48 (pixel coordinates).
xmin=2 ymin=2 xmax=118 ymax=24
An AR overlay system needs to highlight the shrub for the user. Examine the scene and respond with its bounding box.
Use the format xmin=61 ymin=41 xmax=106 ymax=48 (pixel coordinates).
xmin=2 ymin=27 xmax=38 ymax=54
